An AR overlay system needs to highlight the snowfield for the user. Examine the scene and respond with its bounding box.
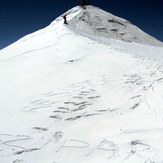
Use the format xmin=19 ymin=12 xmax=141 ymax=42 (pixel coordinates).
xmin=0 ymin=6 xmax=163 ymax=163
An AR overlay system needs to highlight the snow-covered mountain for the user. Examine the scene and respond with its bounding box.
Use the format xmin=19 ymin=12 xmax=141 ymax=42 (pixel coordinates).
xmin=0 ymin=5 xmax=163 ymax=163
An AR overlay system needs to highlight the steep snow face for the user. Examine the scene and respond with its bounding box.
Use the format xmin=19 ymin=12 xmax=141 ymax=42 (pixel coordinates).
xmin=0 ymin=5 xmax=163 ymax=163
xmin=63 ymin=6 xmax=163 ymax=47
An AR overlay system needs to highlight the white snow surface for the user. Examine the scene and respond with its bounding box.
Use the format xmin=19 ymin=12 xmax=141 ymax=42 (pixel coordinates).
xmin=0 ymin=6 xmax=163 ymax=163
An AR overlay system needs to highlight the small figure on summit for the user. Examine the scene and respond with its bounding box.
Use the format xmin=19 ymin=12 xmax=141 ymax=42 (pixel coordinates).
xmin=77 ymin=0 xmax=90 ymax=9
xmin=63 ymin=14 xmax=68 ymax=24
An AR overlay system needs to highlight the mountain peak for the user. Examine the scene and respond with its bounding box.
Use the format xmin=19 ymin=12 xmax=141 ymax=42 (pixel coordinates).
xmin=52 ymin=5 xmax=162 ymax=46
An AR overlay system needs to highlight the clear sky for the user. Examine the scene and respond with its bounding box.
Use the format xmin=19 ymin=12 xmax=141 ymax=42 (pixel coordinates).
xmin=0 ymin=0 xmax=163 ymax=50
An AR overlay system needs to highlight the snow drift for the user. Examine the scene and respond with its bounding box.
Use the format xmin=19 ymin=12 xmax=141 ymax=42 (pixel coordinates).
xmin=0 ymin=5 xmax=163 ymax=163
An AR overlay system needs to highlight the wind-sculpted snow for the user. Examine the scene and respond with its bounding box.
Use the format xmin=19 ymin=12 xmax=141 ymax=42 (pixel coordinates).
xmin=0 ymin=5 xmax=163 ymax=163
xmin=1 ymin=73 xmax=163 ymax=163
xmin=67 ymin=6 xmax=163 ymax=47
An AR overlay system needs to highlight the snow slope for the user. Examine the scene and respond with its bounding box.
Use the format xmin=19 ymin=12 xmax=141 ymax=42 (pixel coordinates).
xmin=0 ymin=5 xmax=163 ymax=163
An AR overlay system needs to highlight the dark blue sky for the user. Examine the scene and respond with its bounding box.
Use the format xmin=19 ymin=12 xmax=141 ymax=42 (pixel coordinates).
xmin=0 ymin=0 xmax=163 ymax=49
